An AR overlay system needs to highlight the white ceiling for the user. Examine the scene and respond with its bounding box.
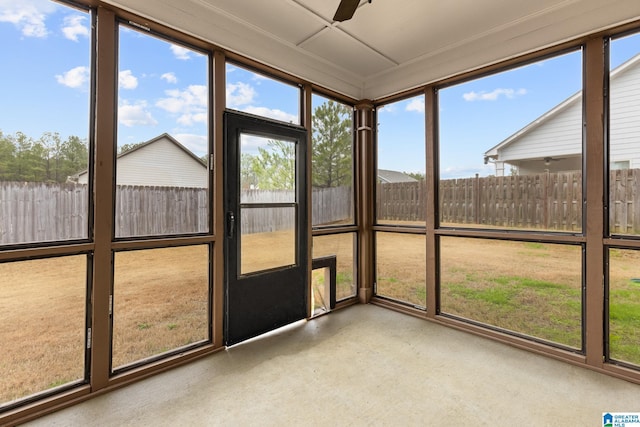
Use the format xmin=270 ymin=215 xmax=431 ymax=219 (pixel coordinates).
xmin=104 ymin=0 xmax=640 ymax=100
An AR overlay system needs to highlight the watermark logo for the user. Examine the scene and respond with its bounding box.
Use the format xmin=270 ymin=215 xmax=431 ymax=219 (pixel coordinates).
xmin=603 ymin=413 xmax=640 ymax=427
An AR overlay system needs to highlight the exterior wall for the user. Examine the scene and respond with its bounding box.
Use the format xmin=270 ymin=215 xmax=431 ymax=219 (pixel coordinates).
xmin=498 ymin=98 xmax=582 ymax=163
xmin=77 ymin=137 xmax=207 ymax=187
xmin=610 ymin=63 xmax=640 ymax=169
xmin=497 ymin=59 xmax=640 ymax=173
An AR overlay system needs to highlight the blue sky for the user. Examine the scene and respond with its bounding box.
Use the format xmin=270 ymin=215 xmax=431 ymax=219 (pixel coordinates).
xmin=1 ymin=0 xmax=639 ymax=179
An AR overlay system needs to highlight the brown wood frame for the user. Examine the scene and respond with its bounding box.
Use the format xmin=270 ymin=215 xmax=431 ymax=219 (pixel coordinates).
xmin=3 ymin=0 xmax=640 ymax=424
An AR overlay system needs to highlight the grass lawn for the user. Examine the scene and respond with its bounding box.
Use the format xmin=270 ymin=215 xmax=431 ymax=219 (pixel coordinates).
xmin=1 ymin=233 xmax=640 ymax=406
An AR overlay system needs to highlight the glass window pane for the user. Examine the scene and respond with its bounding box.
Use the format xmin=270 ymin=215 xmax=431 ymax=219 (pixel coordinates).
xmin=609 ymin=33 xmax=640 ymax=236
xmin=608 ymin=248 xmax=640 ymax=366
xmin=439 ymin=50 xmax=583 ymax=232
xmin=312 ymin=94 xmax=354 ymax=227
xmin=440 ymin=237 xmax=582 ymax=349
xmin=240 ymin=134 xmax=295 ymax=200
xmin=226 ymin=63 xmax=300 ymax=125
xmin=375 ymin=232 xmax=426 ymax=308
xmin=116 ymin=25 xmax=209 ymax=238
xmin=1 ymin=256 xmax=87 ymax=406
xmin=0 ymin=2 xmax=91 ymax=245
xmin=313 ymin=233 xmax=356 ymax=301
xmin=112 ymin=246 xmax=209 ymax=370
xmin=241 ymin=207 xmax=295 ymax=274
xmin=376 ymin=95 xmax=426 ymax=226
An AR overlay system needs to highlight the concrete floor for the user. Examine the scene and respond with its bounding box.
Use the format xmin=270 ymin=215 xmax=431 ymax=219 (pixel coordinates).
xmin=25 ymin=304 xmax=639 ymax=426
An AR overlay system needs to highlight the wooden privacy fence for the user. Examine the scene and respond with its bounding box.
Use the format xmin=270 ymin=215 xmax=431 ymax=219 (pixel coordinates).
xmin=0 ymin=182 xmax=352 ymax=244
xmin=378 ymin=169 xmax=640 ymax=233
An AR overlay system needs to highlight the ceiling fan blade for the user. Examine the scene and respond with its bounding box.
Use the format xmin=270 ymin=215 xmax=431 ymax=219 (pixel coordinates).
xmin=333 ymin=0 xmax=360 ymax=22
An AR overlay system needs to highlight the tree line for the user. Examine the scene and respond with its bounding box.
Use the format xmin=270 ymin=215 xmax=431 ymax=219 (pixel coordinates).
xmin=0 ymin=130 xmax=88 ymax=183
xmin=0 ymin=101 xmax=354 ymax=187
xmin=241 ymin=100 xmax=354 ymax=190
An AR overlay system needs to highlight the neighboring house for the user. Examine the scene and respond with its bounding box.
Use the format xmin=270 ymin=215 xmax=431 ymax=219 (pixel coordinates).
xmin=377 ymin=169 xmax=418 ymax=183
xmin=71 ymin=133 xmax=207 ymax=187
xmin=484 ymin=53 xmax=640 ymax=175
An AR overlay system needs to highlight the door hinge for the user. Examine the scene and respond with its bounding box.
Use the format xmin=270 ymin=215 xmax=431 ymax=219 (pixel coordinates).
xmin=87 ymin=327 xmax=92 ymax=349
xmin=209 ymin=154 xmax=214 ymax=171
xmin=109 ymin=294 xmax=113 ymax=316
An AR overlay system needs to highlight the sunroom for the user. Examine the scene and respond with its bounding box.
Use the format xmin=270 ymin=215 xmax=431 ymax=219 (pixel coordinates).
xmin=2 ymin=0 xmax=640 ymax=424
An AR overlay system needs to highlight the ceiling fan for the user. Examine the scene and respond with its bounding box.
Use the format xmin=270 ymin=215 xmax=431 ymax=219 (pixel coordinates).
xmin=333 ymin=0 xmax=372 ymax=22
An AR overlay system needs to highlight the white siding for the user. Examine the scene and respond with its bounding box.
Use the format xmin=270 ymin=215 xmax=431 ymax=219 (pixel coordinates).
xmin=611 ymin=64 xmax=640 ymax=169
xmin=117 ymin=137 xmax=207 ymax=187
xmin=496 ymin=59 xmax=640 ymax=172
xmin=499 ymin=99 xmax=582 ymax=162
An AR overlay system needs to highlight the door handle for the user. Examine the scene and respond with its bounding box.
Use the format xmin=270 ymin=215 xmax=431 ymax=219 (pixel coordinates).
xmin=226 ymin=211 xmax=235 ymax=239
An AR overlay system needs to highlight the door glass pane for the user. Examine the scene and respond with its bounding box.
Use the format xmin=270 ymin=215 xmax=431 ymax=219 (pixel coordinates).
xmin=240 ymin=134 xmax=295 ymax=201
xmin=116 ymin=24 xmax=209 ymax=238
xmin=0 ymin=2 xmax=91 ymax=246
xmin=1 ymin=255 xmax=87 ymax=407
xmin=112 ymin=245 xmax=209 ymax=371
xmin=241 ymin=206 xmax=295 ymax=274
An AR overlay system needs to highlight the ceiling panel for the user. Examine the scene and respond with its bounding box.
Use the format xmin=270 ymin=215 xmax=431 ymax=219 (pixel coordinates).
xmin=198 ymin=0 xmax=326 ymax=45
xmin=105 ymin=0 xmax=640 ymax=100
xmin=300 ymin=27 xmax=396 ymax=77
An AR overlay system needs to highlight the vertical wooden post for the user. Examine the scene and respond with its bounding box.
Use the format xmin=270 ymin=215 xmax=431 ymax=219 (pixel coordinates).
xmin=302 ymin=84 xmax=313 ymax=315
xmin=426 ymin=87 xmax=438 ymax=317
xmin=584 ymin=37 xmax=606 ymax=367
xmin=91 ymin=6 xmax=117 ymax=390
xmin=355 ymin=100 xmax=374 ymax=303
xmin=212 ymin=50 xmax=225 ymax=348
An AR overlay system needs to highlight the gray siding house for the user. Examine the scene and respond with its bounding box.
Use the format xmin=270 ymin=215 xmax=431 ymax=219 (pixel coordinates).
xmin=74 ymin=133 xmax=207 ymax=187
xmin=484 ymin=53 xmax=640 ymax=175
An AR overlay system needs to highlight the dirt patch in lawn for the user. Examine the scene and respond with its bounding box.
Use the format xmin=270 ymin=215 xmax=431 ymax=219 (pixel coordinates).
xmin=2 ymin=233 xmax=640 ymax=405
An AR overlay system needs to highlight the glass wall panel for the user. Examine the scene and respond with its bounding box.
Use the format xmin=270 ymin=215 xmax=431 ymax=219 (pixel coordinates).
xmin=609 ymin=32 xmax=640 ymax=236
xmin=608 ymin=248 xmax=640 ymax=366
xmin=116 ymin=24 xmax=209 ymax=238
xmin=311 ymin=94 xmax=354 ymax=227
xmin=112 ymin=245 xmax=209 ymax=370
xmin=313 ymin=233 xmax=357 ymax=301
xmin=0 ymin=256 xmax=87 ymax=407
xmin=226 ymin=63 xmax=300 ymax=125
xmin=0 ymin=2 xmax=91 ymax=246
xmin=439 ymin=50 xmax=583 ymax=232
xmin=241 ymin=207 xmax=296 ymax=274
xmin=440 ymin=237 xmax=582 ymax=349
xmin=376 ymin=95 xmax=426 ymax=226
xmin=375 ymin=232 xmax=426 ymax=308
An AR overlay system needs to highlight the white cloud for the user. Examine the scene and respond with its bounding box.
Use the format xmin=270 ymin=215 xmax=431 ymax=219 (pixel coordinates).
xmin=463 ymin=88 xmax=528 ymax=102
xmin=62 ymin=14 xmax=88 ymax=41
xmin=55 ymin=66 xmax=89 ymax=89
xmin=226 ymin=82 xmax=255 ymax=107
xmin=119 ymin=101 xmax=158 ymax=127
xmin=406 ymin=98 xmax=425 ymax=113
xmin=440 ymin=163 xmax=495 ymax=179
xmin=174 ymin=133 xmax=208 ymax=156
xmin=243 ymin=106 xmax=297 ymax=124
xmin=119 ymin=70 xmax=138 ymax=90
xmin=157 ymin=84 xmax=207 ymax=126
xmin=161 ymin=72 xmax=177 ymax=84
xmin=170 ymin=44 xmax=191 ymax=60
xmin=0 ymin=0 xmax=56 ymax=38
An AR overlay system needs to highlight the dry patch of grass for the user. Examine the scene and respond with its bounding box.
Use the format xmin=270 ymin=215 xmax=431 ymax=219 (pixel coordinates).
xmin=2 ymin=232 xmax=640 ymax=406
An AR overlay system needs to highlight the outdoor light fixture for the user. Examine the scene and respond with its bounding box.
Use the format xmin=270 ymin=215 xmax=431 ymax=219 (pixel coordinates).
xmin=544 ymin=157 xmax=552 ymax=166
